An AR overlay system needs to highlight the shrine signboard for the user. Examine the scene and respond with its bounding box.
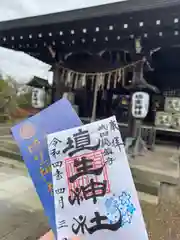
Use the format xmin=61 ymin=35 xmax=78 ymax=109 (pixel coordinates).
xmin=47 ymin=116 xmax=148 ymax=240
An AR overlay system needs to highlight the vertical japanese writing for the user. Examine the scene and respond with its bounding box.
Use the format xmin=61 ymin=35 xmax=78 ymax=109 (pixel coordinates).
xmin=48 ymin=117 xmax=124 ymax=239
xmin=108 ymin=119 xmax=123 ymax=152
xmin=52 ymin=160 xmax=66 ymax=210
xmin=49 ymin=138 xmax=61 ymax=159
xmin=64 ymin=126 xmax=120 ymax=235
xmin=58 ymin=220 xmax=68 ymax=229
xmin=98 ymin=124 xmax=115 ymax=166
xmin=109 ymin=119 xmax=119 ymax=132
xmin=28 ymin=138 xmax=52 ymax=195
xmin=50 ymin=139 xmax=69 ymax=232
xmin=98 ymin=119 xmax=124 ymax=166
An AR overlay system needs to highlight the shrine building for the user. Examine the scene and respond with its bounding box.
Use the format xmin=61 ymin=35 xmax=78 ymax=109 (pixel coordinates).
xmin=1 ymin=0 xmax=180 ymax=146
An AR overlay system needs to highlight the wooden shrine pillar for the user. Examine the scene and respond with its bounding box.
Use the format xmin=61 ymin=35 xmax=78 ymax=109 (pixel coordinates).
xmin=51 ymin=63 xmax=66 ymax=103
xmin=127 ymin=61 xmax=143 ymax=138
xmin=128 ymin=39 xmax=144 ymax=137
xmin=52 ymin=63 xmax=61 ymax=102
xmin=128 ymin=96 xmax=135 ymax=137
xmin=91 ymin=76 xmax=99 ymax=122
xmin=48 ymin=46 xmax=66 ymax=104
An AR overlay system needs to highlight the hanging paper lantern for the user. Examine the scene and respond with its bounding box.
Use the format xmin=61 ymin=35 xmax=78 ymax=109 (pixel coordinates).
xmin=32 ymin=88 xmax=45 ymax=109
xmin=132 ymin=92 xmax=150 ymax=119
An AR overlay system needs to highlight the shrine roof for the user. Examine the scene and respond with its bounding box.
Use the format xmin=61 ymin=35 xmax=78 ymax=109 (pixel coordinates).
xmin=0 ymin=0 xmax=177 ymax=30
xmin=28 ymin=76 xmax=51 ymax=89
xmin=0 ymin=0 xmax=180 ymax=63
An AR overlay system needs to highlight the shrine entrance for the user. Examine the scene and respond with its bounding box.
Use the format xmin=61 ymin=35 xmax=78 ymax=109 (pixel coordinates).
xmin=1 ymin=0 xmax=180 ymax=150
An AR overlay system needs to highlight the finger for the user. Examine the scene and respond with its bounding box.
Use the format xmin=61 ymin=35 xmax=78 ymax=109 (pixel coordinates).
xmin=39 ymin=230 xmax=54 ymax=240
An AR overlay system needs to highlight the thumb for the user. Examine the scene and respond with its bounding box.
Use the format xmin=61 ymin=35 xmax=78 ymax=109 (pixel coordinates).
xmin=39 ymin=230 xmax=54 ymax=239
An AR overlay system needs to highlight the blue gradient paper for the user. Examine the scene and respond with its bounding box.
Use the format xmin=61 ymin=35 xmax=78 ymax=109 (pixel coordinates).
xmin=11 ymin=99 xmax=82 ymax=233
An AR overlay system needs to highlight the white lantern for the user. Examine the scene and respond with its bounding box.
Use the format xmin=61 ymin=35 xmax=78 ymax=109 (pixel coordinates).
xmin=32 ymin=88 xmax=45 ymax=109
xmin=132 ymin=92 xmax=150 ymax=119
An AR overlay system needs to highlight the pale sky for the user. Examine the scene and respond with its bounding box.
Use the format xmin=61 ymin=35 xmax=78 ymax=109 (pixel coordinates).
xmin=0 ymin=0 xmax=126 ymax=84
xmin=0 ymin=0 xmax=126 ymax=21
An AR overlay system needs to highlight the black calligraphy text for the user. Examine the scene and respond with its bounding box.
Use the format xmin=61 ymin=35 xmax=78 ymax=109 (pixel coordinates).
xmin=69 ymin=179 xmax=107 ymax=205
xmin=63 ymin=129 xmax=100 ymax=157
xmin=72 ymin=211 xmax=122 ymax=235
xmin=58 ymin=220 xmax=68 ymax=229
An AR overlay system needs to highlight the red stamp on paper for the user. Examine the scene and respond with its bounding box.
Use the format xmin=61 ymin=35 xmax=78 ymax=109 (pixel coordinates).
xmin=65 ymin=150 xmax=110 ymax=196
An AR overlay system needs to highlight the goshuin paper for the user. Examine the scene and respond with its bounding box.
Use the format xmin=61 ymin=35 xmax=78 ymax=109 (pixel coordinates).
xmin=11 ymin=99 xmax=82 ymax=233
xmin=47 ymin=116 xmax=149 ymax=240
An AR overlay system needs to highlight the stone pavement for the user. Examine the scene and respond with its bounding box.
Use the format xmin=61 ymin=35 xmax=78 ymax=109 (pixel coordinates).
xmin=0 ymin=158 xmax=49 ymax=240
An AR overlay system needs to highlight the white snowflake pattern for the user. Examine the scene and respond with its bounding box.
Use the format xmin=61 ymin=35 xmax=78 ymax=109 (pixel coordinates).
xmin=122 ymin=211 xmax=133 ymax=225
xmin=105 ymin=191 xmax=136 ymax=227
xmin=119 ymin=191 xmax=131 ymax=206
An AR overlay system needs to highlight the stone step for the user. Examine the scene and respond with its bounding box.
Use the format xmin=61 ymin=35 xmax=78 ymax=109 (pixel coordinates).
xmin=135 ymin=181 xmax=158 ymax=196
xmin=129 ymin=150 xmax=179 ymax=173
xmin=131 ymin=164 xmax=179 ymax=186
xmin=0 ymin=147 xmax=22 ymax=161
xmin=0 ymin=147 xmax=177 ymax=197
xmin=0 ymin=127 xmax=12 ymax=136
xmin=0 ymin=134 xmax=178 ymax=199
xmin=138 ymin=191 xmax=158 ymax=205
xmin=0 ymin=140 xmax=19 ymax=153
xmin=0 ymin=160 xmax=158 ymax=208
xmin=0 ymin=156 xmax=25 ymax=169
xmin=0 ymin=134 xmax=20 ymax=154
xmin=0 ymin=134 xmax=13 ymax=139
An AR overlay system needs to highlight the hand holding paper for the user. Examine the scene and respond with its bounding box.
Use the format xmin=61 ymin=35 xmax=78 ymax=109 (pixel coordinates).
xmin=47 ymin=116 xmax=149 ymax=240
xmin=39 ymin=230 xmax=81 ymax=240
xmin=11 ymin=98 xmax=148 ymax=240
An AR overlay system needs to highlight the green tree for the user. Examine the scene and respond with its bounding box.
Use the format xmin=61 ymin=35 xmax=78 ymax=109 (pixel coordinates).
xmin=17 ymin=90 xmax=32 ymax=109
xmin=0 ymin=77 xmax=17 ymax=121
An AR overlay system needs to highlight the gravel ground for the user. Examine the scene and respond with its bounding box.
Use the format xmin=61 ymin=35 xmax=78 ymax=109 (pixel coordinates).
xmin=141 ymin=201 xmax=180 ymax=240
